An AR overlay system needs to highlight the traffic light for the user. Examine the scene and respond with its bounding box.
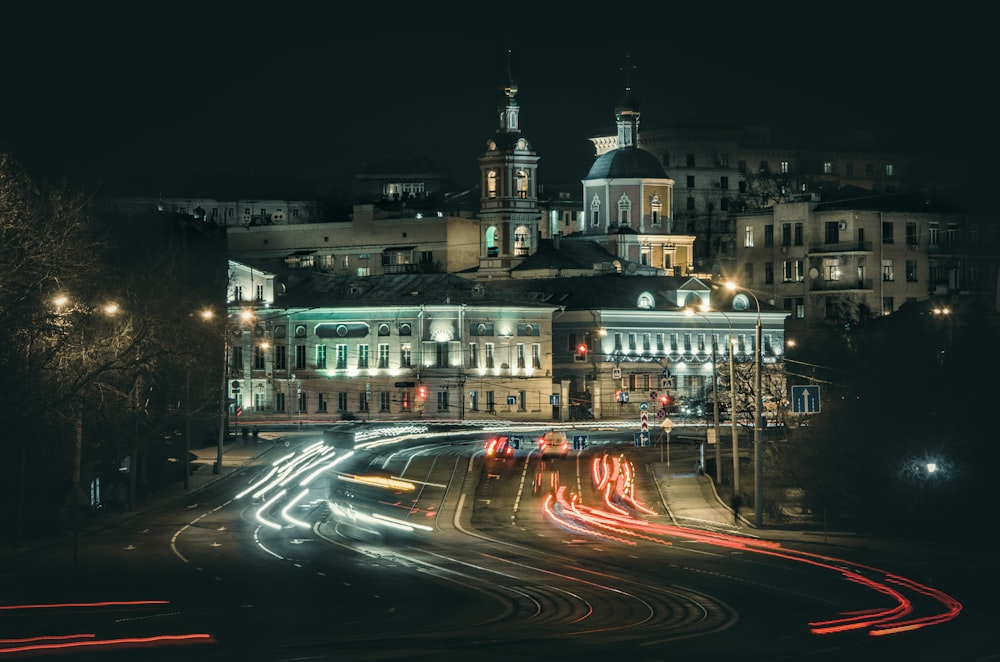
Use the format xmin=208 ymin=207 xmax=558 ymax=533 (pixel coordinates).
xmin=417 ymin=384 xmax=427 ymax=399
xmin=575 ymin=343 xmax=588 ymax=361
xmin=659 ymin=394 xmax=671 ymax=407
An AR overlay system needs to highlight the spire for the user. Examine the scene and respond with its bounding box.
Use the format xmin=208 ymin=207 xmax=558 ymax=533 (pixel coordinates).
xmin=498 ymin=49 xmax=520 ymax=133
xmin=615 ymin=53 xmax=640 ymax=149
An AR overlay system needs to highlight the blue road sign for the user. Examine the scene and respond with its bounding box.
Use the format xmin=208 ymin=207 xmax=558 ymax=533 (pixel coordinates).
xmin=507 ymin=396 xmax=517 ymax=405
xmin=791 ymin=385 xmax=821 ymax=413
xmin=509 ymin=434 xmax=523 ymax=449
xmin=641 ymin=430 xmax=650 ymax=446
xmin=634 ymin=432 xmax=643 ymax=447
xmin=639 ymin=401 xmax=649 ymax=412
xmin=618 ymin=391 xmax=630 ymax=403
xmin=573 ymin=435 xmax=588 ymax=450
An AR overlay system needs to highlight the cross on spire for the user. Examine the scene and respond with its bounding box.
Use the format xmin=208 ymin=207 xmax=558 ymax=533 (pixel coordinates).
xmin=621 ymin=53 xmax=637 ymax=94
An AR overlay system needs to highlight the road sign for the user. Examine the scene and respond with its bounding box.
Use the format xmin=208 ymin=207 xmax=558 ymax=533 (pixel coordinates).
xmin=507 ymin=396 xmax=517 ymax=405
xmin=394 ymin=381 xmax=416 ymax=388
xmin=509 ymin=434 xmax=523 ymax=449
xmin=639 ymin=401 xmax=648 ymax=412
xmin=791 ymin=385 xmax=821 ymax=413
xmin=573 ymin=435 xmax=588 ymax=450
xmin=662 ymin=417 xmax=674 ymax=431
xmin=634 ymin=431 xmax=650 ymax=447
xmin=661 ymin=377 xmax=674 ymax=389
xmin=617 ymin=391 xmax=630 ymax=403
xmin=612 ymin=368 xmax=622 ymax=379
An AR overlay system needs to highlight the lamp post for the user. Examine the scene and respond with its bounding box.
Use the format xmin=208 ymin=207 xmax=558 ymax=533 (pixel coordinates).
xmin=726 ymin=282 xmax=763 ymax=528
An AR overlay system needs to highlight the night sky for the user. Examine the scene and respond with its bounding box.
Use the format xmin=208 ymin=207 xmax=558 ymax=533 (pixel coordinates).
xmin=1 ymin=4 xmax=991 ymax=201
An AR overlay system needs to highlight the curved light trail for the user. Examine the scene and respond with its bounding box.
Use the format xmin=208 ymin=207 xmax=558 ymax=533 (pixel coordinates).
xmin=542 ymin=451 xmax=963 ymax=638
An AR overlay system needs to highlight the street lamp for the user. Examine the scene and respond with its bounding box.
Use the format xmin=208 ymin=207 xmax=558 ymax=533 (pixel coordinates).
xmin=726 ymin=281 xmax=763 ymax=528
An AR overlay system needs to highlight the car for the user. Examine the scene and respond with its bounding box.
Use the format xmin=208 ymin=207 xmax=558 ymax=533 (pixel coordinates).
xmin=485 ymin=435 xmax=516 ymax=460
xmin=537 ymin=430 xmax=570 ymax=457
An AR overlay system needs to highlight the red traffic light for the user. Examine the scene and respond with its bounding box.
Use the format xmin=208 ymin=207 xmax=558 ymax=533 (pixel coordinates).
xmin=577 ymin=343 xmax=588 ymax=355
xmin=659 ymin=394 xmax=670 ymax=406
xmin=417 ymin=385 xmax=427 ymax=399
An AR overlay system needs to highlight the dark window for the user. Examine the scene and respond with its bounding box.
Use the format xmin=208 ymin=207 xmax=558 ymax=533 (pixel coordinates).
xmin=882 ymin=221 xmax=894 ymax=244
xmin=825 ymin=221 xmax=840 ymax=243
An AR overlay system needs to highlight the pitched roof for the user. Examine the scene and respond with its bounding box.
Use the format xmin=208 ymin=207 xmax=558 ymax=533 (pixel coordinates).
xmin=511 ymin=237 xmax=619 ymax=272
xmin=275 ymin=271 xmax=547 ymax=308
xmin=487 ymin=274 xmax=702 ymax=311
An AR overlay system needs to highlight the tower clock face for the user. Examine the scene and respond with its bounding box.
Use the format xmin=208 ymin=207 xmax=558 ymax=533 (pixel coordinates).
xmin=488 ymin=140 xmax=497 ymax=151
xmin=517 ymin=138 xmax=526 ymax=150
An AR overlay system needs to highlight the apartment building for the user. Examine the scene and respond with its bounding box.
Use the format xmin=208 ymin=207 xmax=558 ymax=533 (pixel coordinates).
xmin=729 ymin=193 xmax=977 ymax=331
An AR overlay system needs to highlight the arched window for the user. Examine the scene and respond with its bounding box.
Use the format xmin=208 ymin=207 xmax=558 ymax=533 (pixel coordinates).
xmin=683 ymin=293 xmax=705 ymax=308
xmin=513 ymin=224 xmax=530 ymax=257
xmin=617 ymin=193 xmax=631 ymax=226
xmin=516 ymin=169 xmax=529 ymax=199
xmin=486 ymin=226 xmax=500 ymax=258
xmin=487 ymin=170 xmax=498 ymax=199
xmin=650 ymin=193 xmax=662 ymax=226
xmin=590 ymin=195 xmax=601 ymax=227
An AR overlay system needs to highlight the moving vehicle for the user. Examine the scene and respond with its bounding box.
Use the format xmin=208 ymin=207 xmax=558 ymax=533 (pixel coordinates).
xmin=485 ymin=435 xmax=516 ymax=460
xmin=537 ymin=430 xmax=569 ymax=457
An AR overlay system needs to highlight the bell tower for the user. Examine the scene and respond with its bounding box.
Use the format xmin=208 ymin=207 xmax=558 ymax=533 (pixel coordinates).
xmin=477 ymin=51 xmax=541 ymax=278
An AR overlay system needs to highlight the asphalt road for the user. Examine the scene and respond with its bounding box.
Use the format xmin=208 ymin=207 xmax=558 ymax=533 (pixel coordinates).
xmin=0 ymin=428 xmax=993 ymax=661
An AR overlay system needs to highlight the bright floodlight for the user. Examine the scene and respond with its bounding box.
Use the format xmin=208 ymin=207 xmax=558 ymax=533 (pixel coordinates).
xmin=926 ymin=462 xmax=938 ymax=473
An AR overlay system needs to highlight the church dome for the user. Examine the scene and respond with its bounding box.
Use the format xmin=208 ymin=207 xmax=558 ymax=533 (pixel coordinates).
xmin=584 ymin=147 xmax=666 ymax=180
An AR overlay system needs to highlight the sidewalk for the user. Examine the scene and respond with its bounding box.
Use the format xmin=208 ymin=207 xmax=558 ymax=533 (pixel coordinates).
xmin=646 ymin=461 xmax=936 ymax=555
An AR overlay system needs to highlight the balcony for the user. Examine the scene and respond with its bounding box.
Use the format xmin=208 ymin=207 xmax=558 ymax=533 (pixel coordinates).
xmin=382 ymin=263 xmax=418 ymax=274
xmin=808 ymin=240 xmax=872 ymax=255
xmin=809 ymin=278 xmax=873 ymax=292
